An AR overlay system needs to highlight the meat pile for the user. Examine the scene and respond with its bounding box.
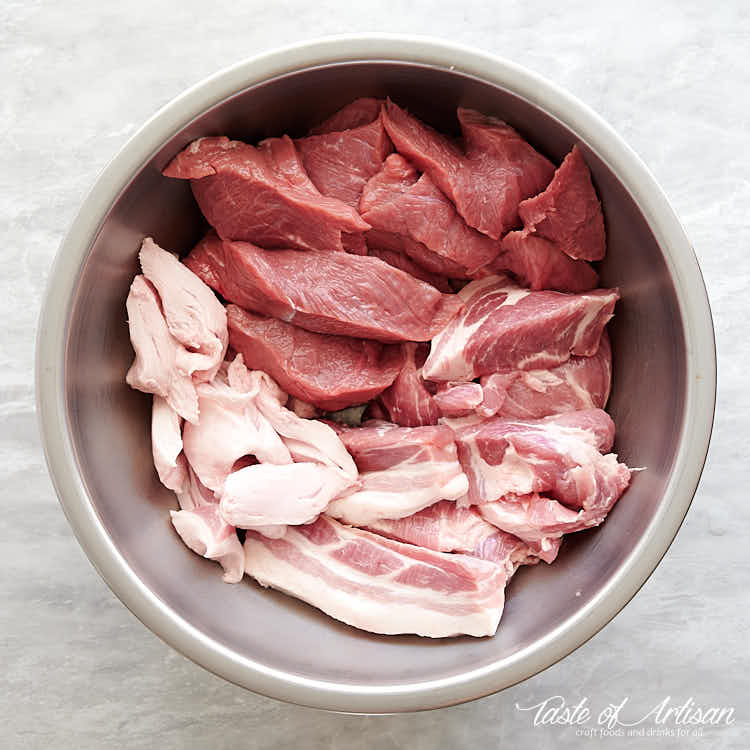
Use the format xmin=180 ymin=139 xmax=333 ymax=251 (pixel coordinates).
xmin=125 ymin=98 xmax=633 ymax=638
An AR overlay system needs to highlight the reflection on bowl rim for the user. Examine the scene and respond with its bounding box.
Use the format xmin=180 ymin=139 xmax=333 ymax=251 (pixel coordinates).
xmin=35 ymin=34 xmax=716 ymax=713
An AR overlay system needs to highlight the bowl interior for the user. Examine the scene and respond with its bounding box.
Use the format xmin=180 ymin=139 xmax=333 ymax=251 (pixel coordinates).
xmin=63 ymin=62 xmax=685 ymax=689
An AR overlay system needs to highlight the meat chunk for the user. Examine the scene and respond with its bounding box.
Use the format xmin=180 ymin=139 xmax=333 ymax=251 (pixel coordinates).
xmin=219 ymin=463 xmax=355 ymax=528
xmin=517 ymin=146 xmax=606 ymax=261
xmin=380 ymin=343 xmax=440 ymax=427
xmin=480 ymin=331 xmax=612 ymax=419
xmin=151 ymin=395 xmax=187 ymax=492
xmin=433 ymin=382 xmax=485 ymax=418
xmin=162 ymin=135 xmax=368 ymax=252
xmin=422 ymin=275 xmax=618 ymax=381
xmin=449 ymin=409 xmax=631 ymax=511
xmin=243 ymin=515 xmax=507 ymax=637
xmin=365 ymin=242 xmax=452 ymax=292
xmin=366 ymin=500 xmax=554 ymax=568
xmin=360 ymin=154 xmax=501 ymax=277
xmin=309 ymin=98 xmax=384 ymax=135
xmin=494 ymin=230 xmax=599 ymax=293
xmin=184 ymin=232 xmax=463 ymax=342
xmin=226 ymin=305 xmax=404 ymax=411
xmin=382 ymin=100 xmax=554 ymax=239
xmin=326 ymin=423 xmax=468 ymax=525
xmin=295 ymin=117 xmax=393 ymax=208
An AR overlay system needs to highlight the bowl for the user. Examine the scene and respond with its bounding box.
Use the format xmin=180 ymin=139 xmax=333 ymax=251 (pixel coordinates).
xmin=36 ymin=34 xmax=716 ymax=713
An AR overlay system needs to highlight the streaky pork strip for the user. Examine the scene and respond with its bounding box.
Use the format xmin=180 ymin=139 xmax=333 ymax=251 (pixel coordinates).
xmin=448 ymin=408 xmax=631 ymax=511
xmin=162 ymin=135 xmax=368 ymax=252
xmin=326 ymin=423 xmax=468 ymax=524
xmin=243 ymin=515 xmax=508 ymax=637
xmin=227 ymin=305 xmax=404 ymax=411
xmin=422 ymin=275 xmax=618 ymax=381
xmin=185 ymin=231 xmax=463 ymax=342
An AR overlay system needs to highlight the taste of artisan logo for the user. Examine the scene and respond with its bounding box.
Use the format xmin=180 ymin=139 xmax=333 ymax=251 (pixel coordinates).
xmin=515 ymin=695 xmax=735 ymax=739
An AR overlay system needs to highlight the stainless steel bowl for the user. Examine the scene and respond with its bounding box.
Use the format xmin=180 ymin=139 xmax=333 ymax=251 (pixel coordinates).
xmin=36 ymin=34 xmax=716 ymax=713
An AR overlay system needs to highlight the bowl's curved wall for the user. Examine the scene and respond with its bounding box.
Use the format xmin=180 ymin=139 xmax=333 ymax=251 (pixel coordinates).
xmin=39 ymin=37 xmax=715 ymax=713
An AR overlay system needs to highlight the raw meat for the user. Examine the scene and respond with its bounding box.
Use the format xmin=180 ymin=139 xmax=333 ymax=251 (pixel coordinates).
xmin=219 ymin=463 xmax=355 ymax=528
xmin=449 ymin=409 xmax=631 ymax=511
xmin=151 ymin=395 xmax=187 ymax=492
xmin=226 ymin=305 xmax=404 ymax=411
xmin=422 ymin=275 xmax=618 ymax=381
xmin=162 ymin=135 xmax=369 ymax=252
xmin=480 ymin=331 xmax=612 ymax=419
xmin=380 ymin=343 xmax=440 ymax=427
xmin=295 ymin=117 xmax=393 ymax=208
xmin=494 ymin=230 xmax=599 ymax=293
xmin=366 ymin=500 xmax=553 ymax=568
xmin=517 ymin=146 xmax=606 ymax=261
xmin=433 ymin=382 xmax=484 ymax=418
xmin=326 ymin=423 xmax=468 ymax=524
xmin=360 ymin=154 xmax=501 ymax=277
xmin=365 ymin=242 xmax=452 ymax=292
xmin=243 ymin=515 xmax=508 ymax=637
xmin=382 ymin=100 xmax=554 ymax=239
xmin=184 ymin=231 xmax=463 ymax=342
xmin=310 ymin=98 xmax=384 ymax=135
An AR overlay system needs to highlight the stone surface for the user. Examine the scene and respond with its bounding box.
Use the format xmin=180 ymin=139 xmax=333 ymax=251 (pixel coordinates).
xmin=1 ymin=1 xmax=747 ymax=748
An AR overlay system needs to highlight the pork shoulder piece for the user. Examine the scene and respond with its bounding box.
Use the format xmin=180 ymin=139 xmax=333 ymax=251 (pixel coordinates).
xmin=226 ymin=305 xmax=404 ymax=411
xmin=162 ymin=135 xmax=368 ymax=252
xmin=309 ymin=98 xmax=384 ymax=135
xmin=379 ymin=343 xmax=441 ymax=427
xmin=184 ymin=232 xmax=463 ymax=343
xmin=219 ymin=463 xmax=355 ymax=529
xmin=479 ymin=331 xmax=612 ymax=419
xmin=422 ymin=275 xmax=618 ymax=381
xmin=295 ymin=117 xmax=393 ymax=208
xmin=433 ymin=382 xmax=485 ymax=418
xmin=366 ymin=500 xmax=555 ymax=568
xmin=517 ymin=145 xmax=606 ymax=261
xmin=243 ymin=515 xmax=508 ymax=637
xmin=325 ymin=422 xmax=468 ymax=525
xmin=382 ymin=100 xmax=554 ymax=239
xmin=359 ymin=154 xmax=501 ymax=277
xmin=448 ymin=409 xmax=631 ymax=511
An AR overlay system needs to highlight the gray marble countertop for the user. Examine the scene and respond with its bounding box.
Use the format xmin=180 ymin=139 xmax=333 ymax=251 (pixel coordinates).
xmin=2 ymin=2 xmax=747 ymax=748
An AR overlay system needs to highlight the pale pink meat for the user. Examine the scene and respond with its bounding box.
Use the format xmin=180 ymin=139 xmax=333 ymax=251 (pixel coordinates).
xmin=433 ymin=382 xmax=485 ymax=418
xmin=243 ymin=515 xmax=508 ymax=637
xmin=326 ymin=423 xmax=467 ymax=524
xmin=380 ymin=343 xmax=440 ymax=427
xmin=151 ymin=395 xmax=188 ymax=492
xmin=423 ymin=275 xmax=618 ymax=381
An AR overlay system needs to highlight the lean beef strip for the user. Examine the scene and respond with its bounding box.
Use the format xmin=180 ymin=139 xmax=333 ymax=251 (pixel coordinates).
xmin=382 ymin=100 xmax=554 ymax=239
xmin=517 ymin=145 xmax=606 ymax=261
xmin=448 ymin=409 xmax=631 ymax=511
xmin=162 ymin=135 xmax=368 ymax=252
xmin=184 ymin=231 xmax=463 ymax=342
xmin=243 ymin=515 xmax=508 ymax=637
xmin=226 ymin=305 xmax=404 ymax=411
xmin=309 ymin=98 xmax=384 ymax=135
xmin=366 ymin=500 xmax=557 ymax=567
xmin=360 ymin=154 xmax=501 ymax=277
xmin=325 ymin=423 xmax=467 ymax=524
xmin=479 ymin=331 xmax=612 ymax=419
xmin=379 ymin=343 xmax=441 ymax=427
xmin=422 ymin=275 xmax=618 ymax=381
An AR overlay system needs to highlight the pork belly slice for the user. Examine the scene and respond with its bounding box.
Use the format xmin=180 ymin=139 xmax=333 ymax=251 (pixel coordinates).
xmin=243 ymin=515 xmax=507 ymax=637
xmin=163 ymin=135 xmax=368 ymax=252
xmin=295 ymin=117 xmax=393 ymax=209
xmin=380 ymin=343 xmax=440 ymax=427
xmin=479 ymin=331 xmax=612 ymax=419
xmin=422 ymin=275 xmax=618 ymax=381
xmin=494 ymin=230 xmax=599 ymax=293
xmin=366 ymin=500 xmax=555 ymax=569
xmin=309 ymin=97 xmax=384 ymax=135
xmin=359 ymin=154 xmax=501 ymax=277
xmin=326 ymin=423 xmax=467 ymax=525
xmin=517 ymin=146 xmax=606 ymax=261
xmin=226 ymin=305 xmax=404 ymax=411
xmin=382 ymin=100 xmax=554 ymax=239
xmin=184 ymin=231 xmax=463 ymax=343
xmin=449 ymin=408 xmax=631 ymax=511
xmin=219 ymin=463 xmax=354 ymax=528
